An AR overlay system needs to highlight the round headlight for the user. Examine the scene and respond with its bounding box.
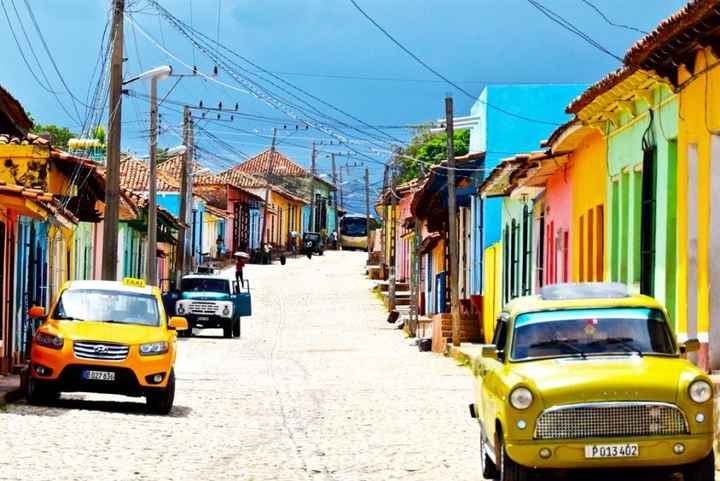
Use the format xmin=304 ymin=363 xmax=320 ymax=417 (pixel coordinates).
xmin=510 ymin=387 xmax=534 ymax=410
xmin=689 ymin=380 xmax=713 ymax=404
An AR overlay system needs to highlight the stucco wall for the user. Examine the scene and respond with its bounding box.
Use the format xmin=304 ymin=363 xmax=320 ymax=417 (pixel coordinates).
xmin=570 ymin=129 xmax=608 ymax=283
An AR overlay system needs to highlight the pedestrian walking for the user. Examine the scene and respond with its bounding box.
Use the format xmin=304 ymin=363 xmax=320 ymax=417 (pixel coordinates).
xmin=215 ymin=235 xmax=224 ymax=258
xmin=235 ymin=256 xmax=245 ymax=287
xmin=290 ymin=230 xmax=298 ymax=256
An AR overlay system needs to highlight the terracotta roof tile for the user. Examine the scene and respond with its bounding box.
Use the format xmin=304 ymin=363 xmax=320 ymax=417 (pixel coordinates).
xmin=231 ymin=149 xmax=309 ymax=177
xmin=566 ymin=67 xmax=635 ymax=115
xmin=120 ymin=157 xmax=178 ymax=192
xmin=624 ymin=0 xmax=720 ymax=68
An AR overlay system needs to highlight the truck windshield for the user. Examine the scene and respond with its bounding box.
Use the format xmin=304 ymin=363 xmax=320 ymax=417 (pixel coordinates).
xmin=181 ymin=278 xmax=229 ymax=294
xmin=340 ymin=217 xmax=367 ymax=237
xmin=510 ymin=308 xmax=676 ymax=361
xmin=53 ymin=289 xmax=160 ymax=326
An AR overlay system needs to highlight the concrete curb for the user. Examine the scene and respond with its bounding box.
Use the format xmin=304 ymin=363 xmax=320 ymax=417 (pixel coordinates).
xmin=0 ymin=374 xmax=23 ymax=407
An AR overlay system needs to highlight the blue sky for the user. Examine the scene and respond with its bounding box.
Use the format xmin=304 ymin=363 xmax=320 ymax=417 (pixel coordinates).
xmin=0 ymin=0 xmax=686 ymax=212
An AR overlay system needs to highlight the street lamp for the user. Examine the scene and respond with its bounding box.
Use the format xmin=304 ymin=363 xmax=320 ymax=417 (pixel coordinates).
xmin=125 ymin=65 xmax=173 ymax=286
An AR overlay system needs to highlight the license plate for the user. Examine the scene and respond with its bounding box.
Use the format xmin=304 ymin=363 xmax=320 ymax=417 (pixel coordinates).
xmin=83 ymin=370 xmax=115 ymax=381
xmin=198 ymin=316 xmax=209 ymax=322
xmin=585 ymin=443 xmax=639 ymax=458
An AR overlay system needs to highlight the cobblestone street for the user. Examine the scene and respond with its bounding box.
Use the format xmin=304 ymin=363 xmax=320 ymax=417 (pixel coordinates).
xmin=0 ymin=252 xmax=699 ymax=480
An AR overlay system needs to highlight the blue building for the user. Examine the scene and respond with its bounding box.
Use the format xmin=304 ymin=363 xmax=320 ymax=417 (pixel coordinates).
xmin=466 ymin=84 xmax=586 ymax=304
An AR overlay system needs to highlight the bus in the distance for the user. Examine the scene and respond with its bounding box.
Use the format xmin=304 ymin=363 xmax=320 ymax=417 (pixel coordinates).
xmin=340 ymin=214 xmax=374 ymax=251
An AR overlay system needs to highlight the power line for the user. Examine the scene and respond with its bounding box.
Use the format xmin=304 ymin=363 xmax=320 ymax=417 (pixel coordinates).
xmin=346 ymin=0 xmax=560 ymax=126
xmin=580 ymin=0 xmax=647 ymax=35
xmin=525 ymin=0 xmax=624 ymax=63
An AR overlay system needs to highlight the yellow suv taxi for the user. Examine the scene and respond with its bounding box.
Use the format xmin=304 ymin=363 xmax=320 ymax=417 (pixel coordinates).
xmin=470 ymin=283 xmax=714 ymax=481
xmin=25 ymin=278 xmax=188 ymax=414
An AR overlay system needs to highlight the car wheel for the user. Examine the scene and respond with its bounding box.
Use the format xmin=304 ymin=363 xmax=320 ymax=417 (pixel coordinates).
xmin=480 ymin=430 xmax=499 ymax=480
xmin=498 ymin=435 xmax=528 ymax=481
xmin=223 ymin=324 xmax=232 ymax=339
xmin=684 ymin=452 xmax=715 ymax=481
xmin=26 ymin=377 xmax=59 ymax=406
xmin=318 ymin=250 xmax=324 ymax=256
xmin=232 ymin=318 xmax=241 ymax=338
xmin=146 ymin=370 xmax=175 ymax=415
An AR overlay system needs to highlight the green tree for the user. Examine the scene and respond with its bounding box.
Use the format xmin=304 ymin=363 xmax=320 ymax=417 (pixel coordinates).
xmin=30 ymin=123 xmax=75 ymax=149
xmin=93 ymin=126 xmax=106 ymax=145
xmin=392 ymin=128 xmax=470 ymax=183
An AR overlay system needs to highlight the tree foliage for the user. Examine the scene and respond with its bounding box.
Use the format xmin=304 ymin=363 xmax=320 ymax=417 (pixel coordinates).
xmin=30 ymin=123 xmax=76 ymax=149
xmin=392 ymin=128 xmax=470 ymax=183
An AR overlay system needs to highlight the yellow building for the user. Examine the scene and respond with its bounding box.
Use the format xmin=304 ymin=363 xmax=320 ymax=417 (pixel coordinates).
xmin=624 ymin=1 xmax=720 ymax=369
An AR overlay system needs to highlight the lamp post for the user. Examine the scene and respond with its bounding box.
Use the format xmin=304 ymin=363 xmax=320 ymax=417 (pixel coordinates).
xmin=124 ymin=65 xmax=174 ymax=285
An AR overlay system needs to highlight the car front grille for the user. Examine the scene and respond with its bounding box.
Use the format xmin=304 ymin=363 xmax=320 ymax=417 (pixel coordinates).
xmin=188 ymin=301 xmax=219 ymax=315
xmin=534 ymin=402 xmax=689 ymax=440
xmin=73 ymin=341 xmax=129 ymax=361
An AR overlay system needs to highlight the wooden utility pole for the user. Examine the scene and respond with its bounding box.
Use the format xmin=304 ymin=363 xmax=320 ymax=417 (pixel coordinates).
xmin=388 ymin=161 xmax=397 ymax=311
xmin=331 ymin=153 xmax=340 ymax=246
xmin=310 ymin=142 xmax=317 ymax=232
xmin=338 ymin=169 xmax=344 ymax=210
xmin=411 ymin=162 xmax=424 ymax=337
xmin=259 ymin=128 xmax=277 ymax=250
xmin=175 ymin=106 xmax=192 ymax=281
xmin=364 ymin=167 xmax=371 ymax=255
xmin=446 ymin=96 xmax=460 ymax=347
xmin=381 ymin=165 xmax=388 ymax=271
xmin=101 ymin=0 xmax=124 ymax=281
xmin=146 ymin=77 xmax=159 ymax=286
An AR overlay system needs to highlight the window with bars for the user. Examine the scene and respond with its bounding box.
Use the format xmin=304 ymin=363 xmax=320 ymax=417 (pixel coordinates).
xmin=640 ymin=146 xmax=657 ymax=296
xmin=537 ymin=209 xmax=545 ymax=288
xmin=522 ymin=204 xmax=531 ymax=296
xmin=579 ymin=215 xmax=585 ymax=282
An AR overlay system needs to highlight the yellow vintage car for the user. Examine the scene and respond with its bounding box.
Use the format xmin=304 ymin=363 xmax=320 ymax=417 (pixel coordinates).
xmin=470 ymin=283 xmax=714 ymax=481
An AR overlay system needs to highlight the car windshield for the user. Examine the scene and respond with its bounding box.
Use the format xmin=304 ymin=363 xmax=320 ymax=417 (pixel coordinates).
xmin=510 ymin=308 xmax=676 ymax=361
xmin=181 ymin=278 xmax=229 ymax=294
xmin=53 ymin=289 xmax=160 ymax=326
xmin=341 ymin=217 xmax=367 ymax=237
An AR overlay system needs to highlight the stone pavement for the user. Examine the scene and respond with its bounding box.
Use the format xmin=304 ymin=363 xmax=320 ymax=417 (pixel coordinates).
xmin=0 ymin=252 xmax=479 ymax=481
xmin=0 ymin=252 xmax=704 ymax=480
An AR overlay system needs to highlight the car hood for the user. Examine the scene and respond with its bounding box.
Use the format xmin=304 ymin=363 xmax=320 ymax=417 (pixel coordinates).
xmin=50 ymin=320 xmax=165 ymax=345
xmin=510 ymin=355 xmax=697 ymax=405
xmin=180 ymin=292 xmax=231 ymax=301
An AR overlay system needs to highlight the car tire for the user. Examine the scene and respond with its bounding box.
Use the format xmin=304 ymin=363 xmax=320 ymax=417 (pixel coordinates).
xmin=232 ymin=318 xmax=241 ymax=338
xmin=318 ymin=250 xmax=324 ymax=256
xmin=684 ymin=452 xmax=715 ymax=481
xmin=26 ymin=377 xmax=59 ymax=406
xmin=146 ymin=370 xmax=175 ymax=415
xmin=223 ymin=324 xmax=232 ymax=339
xmin=480 ymin=430 xmax=499 ymax=480
xmin=498 ymin=436 xmax=528 ymax=481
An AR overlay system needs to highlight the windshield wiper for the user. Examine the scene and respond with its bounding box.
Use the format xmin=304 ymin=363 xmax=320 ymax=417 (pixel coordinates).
xmin=529 ymin=339 xmax=587 ymax=359
xmin=589 ymin=337 xmax=644 ymax=357
xmin=55 ymin=316 xmax=84 ymax=321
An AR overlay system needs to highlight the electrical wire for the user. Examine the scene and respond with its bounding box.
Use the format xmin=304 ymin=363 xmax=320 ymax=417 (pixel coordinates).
xmin=579 ymin=0 xmax=647 ymax=35
xmin=346 ymin=0 xmax=560 ymax=126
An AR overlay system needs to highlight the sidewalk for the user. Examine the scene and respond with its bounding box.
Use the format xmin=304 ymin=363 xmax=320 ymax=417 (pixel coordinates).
xmin=0 ymin=374 xmax=22 ymax=407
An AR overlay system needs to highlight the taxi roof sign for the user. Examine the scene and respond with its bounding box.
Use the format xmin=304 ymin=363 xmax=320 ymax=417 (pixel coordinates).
xmin=122 ymin=277 xmax=147 ymax=288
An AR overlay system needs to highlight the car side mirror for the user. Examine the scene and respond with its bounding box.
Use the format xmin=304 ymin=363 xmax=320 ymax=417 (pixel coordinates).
xmin=168 ymin=316 xmax=189 ymax=331
xmin=481 ymin=345 xmax=498 ymax=360
xmin=28 ymin=306 xmax=45 ymax=318
xmin=681 ymin=338 xmax=701 ymax=354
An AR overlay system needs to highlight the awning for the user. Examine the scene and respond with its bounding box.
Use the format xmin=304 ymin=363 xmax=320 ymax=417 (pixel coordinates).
xmin=418 ymin=232 xmax=442 ymax=255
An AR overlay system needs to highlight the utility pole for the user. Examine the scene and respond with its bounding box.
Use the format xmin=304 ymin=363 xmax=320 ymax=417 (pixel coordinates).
xmin=410 ymin=162 xmax=424 ymax=337
xmin=446 ymin=95 xmax=460 ymax=347
xmin=176 ymin=106 xmax=193 ymax=281
xmin=331 ymin=153 xmax=340 ymax=248
xmin=310 ymin=142 xmax=316 ymax=232
xmin=259 ymin=128 xmax=277 ymax=252
xmin=338 ymin=168 xmax=344 ymax=211
xmin=388 ymin=161 xmax=397 ymax=311
xmin=364 ymin=167 xmax=371 ymax=256
xmin=146 ymin=77 xmax=159 ymax=285
xmin=101 ymin=0 xmax=124 ymax=281
xmin=381 ymin=165 xmax=388 ymax=273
